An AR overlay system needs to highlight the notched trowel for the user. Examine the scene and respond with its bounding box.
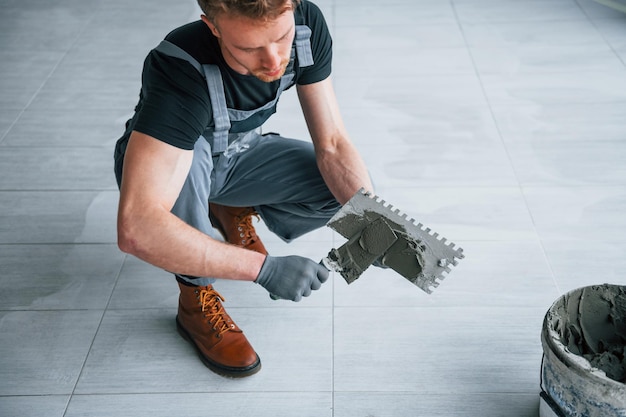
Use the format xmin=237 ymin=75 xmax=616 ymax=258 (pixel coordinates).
xmin=322 ymin=188 xmax=464 ymax=294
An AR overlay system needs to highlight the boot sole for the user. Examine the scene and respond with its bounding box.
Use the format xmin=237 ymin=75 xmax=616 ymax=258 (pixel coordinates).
xmin=176 ymin=315 xmax=262 ymax=378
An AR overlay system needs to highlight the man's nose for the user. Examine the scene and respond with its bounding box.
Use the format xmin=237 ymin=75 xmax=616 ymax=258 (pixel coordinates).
xmin=261 ymin=45 xmax=281 ymax=68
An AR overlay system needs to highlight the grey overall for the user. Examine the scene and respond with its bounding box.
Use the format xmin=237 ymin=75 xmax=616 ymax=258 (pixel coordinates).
xmin=153 ymin=25 xmax=340 ymax=286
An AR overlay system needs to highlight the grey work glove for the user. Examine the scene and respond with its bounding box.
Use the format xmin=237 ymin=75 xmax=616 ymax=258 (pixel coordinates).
xmin=255 ymin=255 xmax=329 ymax=302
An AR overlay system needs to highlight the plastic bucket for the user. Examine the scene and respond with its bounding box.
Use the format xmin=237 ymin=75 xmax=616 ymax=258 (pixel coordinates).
xmin=540 ymin=284 xmax=626 ymax=417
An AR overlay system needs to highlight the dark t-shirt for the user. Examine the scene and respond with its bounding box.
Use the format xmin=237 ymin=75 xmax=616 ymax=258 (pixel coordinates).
xmin=121 ymin=0 xmax=332 ymax=152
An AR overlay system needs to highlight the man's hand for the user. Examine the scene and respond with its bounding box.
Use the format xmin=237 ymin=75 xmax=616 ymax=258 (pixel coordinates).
xmin=255 ymin=255 xmax=329 ymax=301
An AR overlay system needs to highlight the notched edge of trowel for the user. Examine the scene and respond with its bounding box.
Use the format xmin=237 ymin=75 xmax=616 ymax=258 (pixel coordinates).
xmin=327 ymin=188 xmax=464 ymax=294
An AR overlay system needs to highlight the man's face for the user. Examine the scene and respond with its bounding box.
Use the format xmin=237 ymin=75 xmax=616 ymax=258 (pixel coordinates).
xmin=203 ymin=9 xmax=295 ymax=83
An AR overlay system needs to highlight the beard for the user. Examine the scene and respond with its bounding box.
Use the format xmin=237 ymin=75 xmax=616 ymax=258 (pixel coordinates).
xmin=251 ymin=58 xmax=289 ymax=83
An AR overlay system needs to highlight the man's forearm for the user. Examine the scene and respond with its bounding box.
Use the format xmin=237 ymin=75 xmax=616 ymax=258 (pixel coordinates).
xmin=315 ymin=135 xmax=374 ymax=205
xmin=117 ymin=205 xmax=266 ymax=281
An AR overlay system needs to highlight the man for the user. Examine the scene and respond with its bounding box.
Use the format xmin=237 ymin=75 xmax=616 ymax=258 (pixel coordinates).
xmin=114 ymin=0 xmax=373 ymax=378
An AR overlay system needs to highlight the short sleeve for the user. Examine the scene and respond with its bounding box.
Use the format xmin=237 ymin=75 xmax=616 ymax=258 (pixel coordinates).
xmin=296 ymin=1 xmax=333 ymax=85
xmin=133 ymin=50 xmax=212 ymax=150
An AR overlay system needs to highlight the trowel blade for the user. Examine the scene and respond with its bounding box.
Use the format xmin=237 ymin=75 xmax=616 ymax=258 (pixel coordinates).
xmin=326 ymin=188 xmax=464 ymax=294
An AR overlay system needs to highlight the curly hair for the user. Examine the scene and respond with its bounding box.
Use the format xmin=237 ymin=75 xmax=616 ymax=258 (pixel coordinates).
xmin=197 ymin=0 xmax=301 ymax=22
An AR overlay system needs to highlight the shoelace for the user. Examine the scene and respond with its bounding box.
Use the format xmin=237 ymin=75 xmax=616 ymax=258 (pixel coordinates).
xmin=235 ymin=211 xmax=261 ymax=246
xmin=199 ymin=288 xmax=235 ymax=336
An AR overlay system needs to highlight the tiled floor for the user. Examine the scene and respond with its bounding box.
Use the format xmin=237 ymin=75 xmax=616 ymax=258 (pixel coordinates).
xmin=1 ymin=0 xmax=625 ymax=416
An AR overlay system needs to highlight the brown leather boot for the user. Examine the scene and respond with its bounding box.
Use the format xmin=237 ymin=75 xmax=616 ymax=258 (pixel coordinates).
xmin=209 ymin=203 xmax=268 ymax=255
xmin=176 ymin=282 xmax=261 ymax=377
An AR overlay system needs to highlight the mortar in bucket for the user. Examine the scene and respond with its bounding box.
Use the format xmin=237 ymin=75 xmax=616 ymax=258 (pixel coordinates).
xmin=540 ymin=283 xmax=626 ymax=417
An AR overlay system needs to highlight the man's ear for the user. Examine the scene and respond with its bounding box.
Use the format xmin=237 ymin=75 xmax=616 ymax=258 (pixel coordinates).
xmin=200 ymin=15 xmax=220 ymax=38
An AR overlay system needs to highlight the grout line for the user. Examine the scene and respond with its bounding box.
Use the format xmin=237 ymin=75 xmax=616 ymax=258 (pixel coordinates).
xmin=590 ymin=0 xmax=626 ymax=13
xmin=576 ymin=0 xmax=626 ymax=68
xmin=0 ymin=52 xmax=72 ymax=147
xmin=65 ymin=254 xmax=127 ymax=414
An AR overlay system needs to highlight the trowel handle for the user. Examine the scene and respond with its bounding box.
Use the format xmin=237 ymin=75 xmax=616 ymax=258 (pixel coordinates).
xmin=320 ymin=257 xmax=333 ymax=271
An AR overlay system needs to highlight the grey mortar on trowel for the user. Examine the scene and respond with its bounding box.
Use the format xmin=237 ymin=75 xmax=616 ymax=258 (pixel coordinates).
xmin=327 ymin=209 xmax=426 ymax=283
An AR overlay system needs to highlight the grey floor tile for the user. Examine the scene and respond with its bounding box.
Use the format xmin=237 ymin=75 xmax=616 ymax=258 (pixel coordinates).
xmin=577 ymin=0 xmax=626 ymax=18
xmin=108 ymin=256 xmax=179 ymax=310
xmin=471 ymin=43 xmax=624 ymax=75
xmin=611 ymin=43 xmax=626 ymax=63
xmin=0 ymin=87 xmax=39 ymax=112
xmin=493 ymin=102 xmax=626 ymax=143
xmin=0 ymin=50 xmax=65 ymax=110
xmin=0 ymin=191 xmax=118 ymax=243
xmin=335 ymin=47 xmax=475 ymax=78
xmin=593 ymin=16 xmax=626 ymax=61
xmin=358 ymin=140 xmax=517 ymax=188
xmin=333 ymin=306 xmax=545 ymax=394
xmin=593 ymin=17 xmax=626 ymax=46
xmin=29 ymin=81 xmax=141 ymax=111
xmin=0 ymin=395 xmax=69 ymax=417
xmin=95 ymin=0 xmax=198 ymax=15
xmin=461 ymin=19 xmax=607 ymax=48
xmin=334 ymin=0 xmax=436 ymax=3
xmin=0 ymin=149 xmax=117 ymax=191
xmin=45 ymin=59 xmax=143 ymax=96
xmin=0 ymin=310 xmax=102 ymax=395
xmin=454 ymin=0 xmax=588 ymax=23
xmin=0 ymin=51 xmax=64 ymax=83
xmin=334 ymin=22 xmax=466 ymax=50
xmin=0 ymin=244 xmax=123 ymax=310
xmin=75 ymin=307 xmax=332 ymax=394
xmin=340 ymin=100 xmax=519 ymax=186
xmin=335 ymin=3 xmax=457 ymax=27
xmin=0 ymin=0 xmax=98 ymax=18
xmin=480 ymin=70 xmax=626 ymax=106
xmin=523 ymin=186 xmax=626 ymax=240
xmin=0 ymin=7 xmax=87 ymax=53
xmin=542 ymin=239 xmax=626 ymax=293
xmin=492 ymin=101 xmax=626 ymax=186
xmin=342 ymin=97 xmax=501 ymax=146
xmin=0 ymin=109 xmax=21 ymax=143
xmin=335 ymin=74 xmax=487 ymax=109
xmin=333 ymin=392 xmax=540 ymax=417
xmin=1 ymin=108 xmax=130 ymax=148
xmin=65 ymin=393 xmax=332 ymax=417
xmin=502 ymin=137 xmax=626 ymax=186
xmin=68 ymin=34 xmax=163 ymax=66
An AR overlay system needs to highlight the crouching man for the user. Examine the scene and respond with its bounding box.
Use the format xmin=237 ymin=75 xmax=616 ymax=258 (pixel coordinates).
xmin=114 ymin=0 xmax=373 ymax=377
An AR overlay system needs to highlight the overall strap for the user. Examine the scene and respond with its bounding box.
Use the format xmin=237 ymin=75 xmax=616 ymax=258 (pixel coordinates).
xmin=294 ymin=25 xmax=314 ymax=67
xmin=202 ymin=65 xmax=230 ymax=154
xmin=153 ymin=40 xmax=230 ymax=154
xmin=153 ymin=40 xmax=203 ymax=73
